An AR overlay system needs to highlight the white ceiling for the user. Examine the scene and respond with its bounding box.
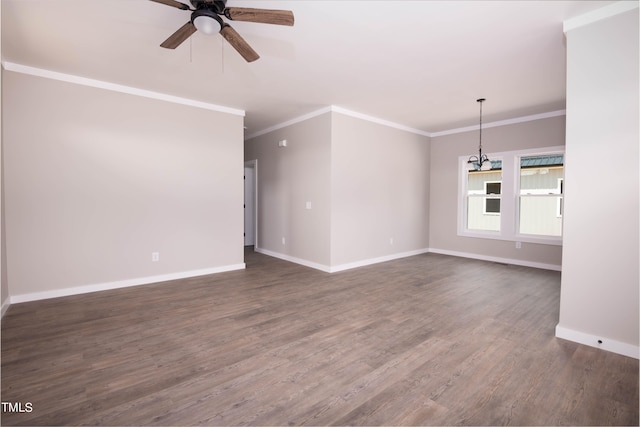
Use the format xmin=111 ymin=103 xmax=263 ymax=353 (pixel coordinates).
xmin=1 ymin=0 xmax=616 ymax=136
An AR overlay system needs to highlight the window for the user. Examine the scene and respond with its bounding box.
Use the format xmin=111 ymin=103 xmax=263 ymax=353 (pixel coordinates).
xmin=518 ymin=155 xmax=564 ymax=237
xmin=465 ymin=164 xmax=502 ymax=232
xmin=458 ymin=146 xmax=564 ymax=245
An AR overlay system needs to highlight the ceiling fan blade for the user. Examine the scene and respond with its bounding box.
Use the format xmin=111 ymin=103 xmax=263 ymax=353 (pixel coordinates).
xmin=224 ymin=8 xmax=294 ymax=26
xmin=149 ymin=0 xmax=190 ymax=11
xmin=220 ymin=24 xmax=260 ymax=62
xmin=160 ymin=21 xmax=197 ymax=49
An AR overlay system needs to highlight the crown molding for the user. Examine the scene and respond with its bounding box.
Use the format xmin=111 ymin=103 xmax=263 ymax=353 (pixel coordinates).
xmin=3 ymin=61 xmax=566 ymax=137
xmin=563 ymin=1 xmax=639 ymax=33
xmin=246 ymin=105 xmax=567 ymax=141
xmin=245 ymin=105 xmax=431 ymax=140
xmin=2 ymin=61 xmax=245 ymax=117
xmin=330 ymin=106 xmax=431 ymax=137
xmin=430 ymin=110 xmax=566 ymax=138
xmin=245 ymin=106 xmax=333 ymax=140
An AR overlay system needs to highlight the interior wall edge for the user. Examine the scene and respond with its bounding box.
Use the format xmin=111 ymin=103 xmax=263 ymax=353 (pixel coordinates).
xmin=1 ymin=297 xmax=9 ymax=318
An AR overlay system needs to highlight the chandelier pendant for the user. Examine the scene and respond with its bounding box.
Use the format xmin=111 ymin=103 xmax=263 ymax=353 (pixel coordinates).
xmin=467 ymin=98 xmax=492 ymax=171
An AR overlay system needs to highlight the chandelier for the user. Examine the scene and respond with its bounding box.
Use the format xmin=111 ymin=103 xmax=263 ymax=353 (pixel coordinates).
xmin=466 ymin=98 xmax=492 ymax=171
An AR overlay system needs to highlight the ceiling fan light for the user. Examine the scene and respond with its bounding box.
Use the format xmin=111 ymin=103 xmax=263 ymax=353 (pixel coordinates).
xmin=193 ymin=12 xmax=222 ymax=35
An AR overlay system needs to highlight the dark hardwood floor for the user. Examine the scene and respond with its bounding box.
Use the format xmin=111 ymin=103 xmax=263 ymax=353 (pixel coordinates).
xmin=2 ymin=249 xmax=638 ymax=426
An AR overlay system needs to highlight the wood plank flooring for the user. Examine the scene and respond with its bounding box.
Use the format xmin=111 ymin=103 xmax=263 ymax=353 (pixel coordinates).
xmin=2 ymin=250 xmax=638 ymax=426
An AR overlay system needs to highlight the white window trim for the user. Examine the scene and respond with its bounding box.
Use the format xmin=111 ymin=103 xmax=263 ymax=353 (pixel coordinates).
xmin=458 ymin=146 xmax=564 ymax=246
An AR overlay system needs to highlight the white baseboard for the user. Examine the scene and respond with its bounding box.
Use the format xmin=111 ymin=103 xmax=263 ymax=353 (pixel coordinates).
xmin=1 ymin=297 xmax=10 ymax=318
xmin=9 ymin=263 xmax=246 ymax=305
xmin=428 ymin=247 xmax=562 ymax=271
xmin=556 ymin=325 xmax=639 ymax=360
xmin=256 ymin=247 xmax=554 ymax=273
xmin=255 ymin=247 xmax=430 ymax=273
xmin=329 ymin=248 xmax=430 ymax=273
xmin=255 ymin=248 xmax=332 ymax=272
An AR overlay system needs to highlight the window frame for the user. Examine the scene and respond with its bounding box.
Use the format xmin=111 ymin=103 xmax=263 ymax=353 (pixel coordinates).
xmin=458 ymin=146 xmax=564 ymax=246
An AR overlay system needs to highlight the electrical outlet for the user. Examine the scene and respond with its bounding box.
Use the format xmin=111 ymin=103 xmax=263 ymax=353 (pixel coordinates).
xmin=152 ymin=252 xmax=160 ymax=262
xmin=282 ymin=237 xmax=286 ymax=245
xmin=515 ymin=241 xmax=522 ymax=249
xmin=390 ymin=237 xmax=394 ymax=245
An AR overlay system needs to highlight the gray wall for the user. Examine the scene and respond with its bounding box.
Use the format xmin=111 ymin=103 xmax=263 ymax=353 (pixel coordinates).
xmin=558 ymin=7 xmax=639 ymax=355
xmin=244 ymin=112 xmax=332 ymax=267
xmin=330 ymin=113 xmax=430 ymax=267
xmin=245 ymin=110 xmax=430 ymax=270
xmin=3 ymin=71 xmax=245 ymax=299
xmin=429 ymin=115 xmax=566 ymax=268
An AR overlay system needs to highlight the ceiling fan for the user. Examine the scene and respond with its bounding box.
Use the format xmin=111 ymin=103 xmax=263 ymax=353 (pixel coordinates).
xmin=149 ymin=0 xmax=294 ymax=62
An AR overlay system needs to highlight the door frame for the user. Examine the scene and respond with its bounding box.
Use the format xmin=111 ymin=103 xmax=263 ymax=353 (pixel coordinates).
xmin=244 ymin=159 xmax=258 ymax=249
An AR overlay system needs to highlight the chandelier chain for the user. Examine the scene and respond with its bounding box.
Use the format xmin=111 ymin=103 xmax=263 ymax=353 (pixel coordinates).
xmin=478 ymin=99 xmax=483 ymax=152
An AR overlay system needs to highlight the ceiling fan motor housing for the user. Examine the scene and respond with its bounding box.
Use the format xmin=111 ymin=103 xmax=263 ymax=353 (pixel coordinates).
xmin=190 ymin=0 xmax=227 ymax=14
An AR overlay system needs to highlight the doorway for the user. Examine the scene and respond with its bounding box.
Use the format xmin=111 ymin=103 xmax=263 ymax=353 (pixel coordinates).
xmin=244 ymin=160 xmax=257 ymax=248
